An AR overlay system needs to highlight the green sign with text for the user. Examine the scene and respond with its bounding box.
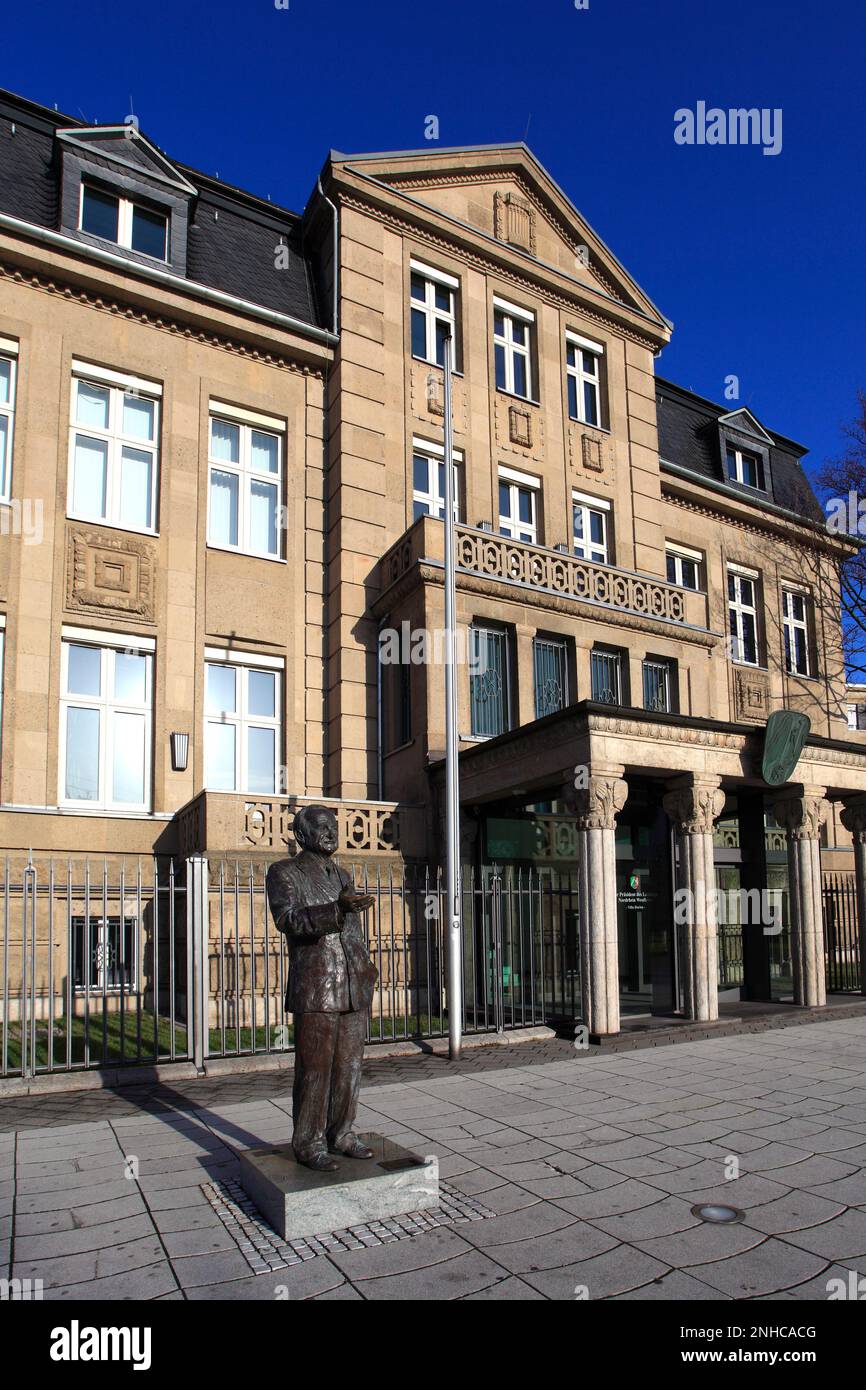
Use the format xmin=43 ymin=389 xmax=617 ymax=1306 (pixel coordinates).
xmin=761 ymin=710 xmax=811 ymax=786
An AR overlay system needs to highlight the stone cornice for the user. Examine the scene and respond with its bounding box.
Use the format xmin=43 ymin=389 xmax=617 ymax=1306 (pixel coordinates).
xmin=337 ymin=191 xmax=662 ymax=352
xmin=0 ymin=259 xmax=326 ymax=378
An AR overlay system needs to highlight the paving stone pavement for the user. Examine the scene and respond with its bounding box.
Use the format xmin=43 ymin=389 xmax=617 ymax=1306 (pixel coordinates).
xmin=3 ymin=1017 xmax=866 ymax=1300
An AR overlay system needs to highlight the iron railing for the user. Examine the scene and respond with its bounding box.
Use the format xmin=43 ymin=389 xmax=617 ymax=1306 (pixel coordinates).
xmin=823 ymin=872 xmax=861 ymax=992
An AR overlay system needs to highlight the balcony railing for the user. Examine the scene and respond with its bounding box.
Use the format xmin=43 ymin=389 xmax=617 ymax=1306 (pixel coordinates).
xmin=381 ymin=518 xmax=707 ymax=628
xmin=175 ymin=792 xmax=426 ymax=859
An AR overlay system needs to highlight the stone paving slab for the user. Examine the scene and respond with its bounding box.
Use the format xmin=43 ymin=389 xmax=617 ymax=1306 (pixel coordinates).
xmin=2 ymin=1016 xmax=866 ymax=1299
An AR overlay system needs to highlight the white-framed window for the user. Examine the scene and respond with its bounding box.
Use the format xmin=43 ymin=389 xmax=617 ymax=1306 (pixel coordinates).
xmin=208 ymin=402 xmax=284 ymax=559
xmin=727 ymin=565 xmax=759 ymax=666
xmin=204 ymin=650 xmax=282 ymax=794
xmin=666 ymin=543 xmax=702 ymax=590
xmin=782 ymin=586 xmax=811 ymax=677
xmin=572 ymin=491 xmax=609 ymax=564
xmin=411 ymin=437 xmax=462 ymax=522
xmin=566 ymin=332 xmax=603 ymax=427
xmin=67 ymin=361 xmax=161 ymax=534
xmin=726 ymin=444 xmax=764 ymax=490
xmin=847 ymin=703 xmax=866 ymax=731
xmin=59 ymin=630 xmax=154 ymax=812
xmin=0 ymin=337 xmax=18 ymax=502
xmin=498 ymin=466 xmax=539 ymax=544
xmin=79 ymin=182 xmax=169 ymax=261
xmin=493 ymin=297 xmax=533 ymax=400
xmin=410 ymin=260 xmax=457 ymax=367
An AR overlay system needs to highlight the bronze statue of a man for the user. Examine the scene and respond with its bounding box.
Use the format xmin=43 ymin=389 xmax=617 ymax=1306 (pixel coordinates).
xmin=266 ymin=806 xmax=377 ymax=1171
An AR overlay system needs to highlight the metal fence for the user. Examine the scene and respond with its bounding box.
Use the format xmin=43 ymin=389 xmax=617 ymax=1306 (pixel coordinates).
xmin=1 ymin=857 xmax=191 ymax=1079
xmin=2 ymin=856 xmax=861 ymax=1080
xmin=0 ymin=857 xmax=579 ymax=1079
xmin=823 ymin=872 xmax=861 ymax=992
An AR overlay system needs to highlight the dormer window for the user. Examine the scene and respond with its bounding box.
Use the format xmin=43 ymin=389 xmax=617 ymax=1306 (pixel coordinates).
xmin=726 ymin=444 xmax=764 ymax=490
xmin=80 ymin=183 xmax=169 ymax=261
xmin=57 ymin=125 xmax=194 ymax=276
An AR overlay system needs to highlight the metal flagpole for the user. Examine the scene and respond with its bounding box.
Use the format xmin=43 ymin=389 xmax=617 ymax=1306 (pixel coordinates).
xmin=442 ymin=334 xmax=463 ymax=1060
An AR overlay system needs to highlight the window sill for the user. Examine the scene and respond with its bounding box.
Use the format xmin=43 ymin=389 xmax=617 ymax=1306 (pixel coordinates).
xmin=568 ymin=416 xmax=611 ymax=437
xmin=384 ymin=738 xmax=415 ymax=759
xmin=67 ymin=511 xmax=159 ymax=540
xmin=496 ymin=388 xmax=540 ymax=408
xmin=411 ymin=355 xmax=464 ymax=378
xmin=206 ymin=544 xmax=286 ymax=565
xmin=731 ymin=660 xmax=767 ymax=671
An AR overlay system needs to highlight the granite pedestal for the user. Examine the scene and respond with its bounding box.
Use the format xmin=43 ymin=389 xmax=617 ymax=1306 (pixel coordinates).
xmin=238 ymin=1133 xmax=439 ymax=1240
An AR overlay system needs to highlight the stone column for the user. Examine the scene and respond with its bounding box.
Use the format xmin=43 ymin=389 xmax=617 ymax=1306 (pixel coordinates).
xmin=573 ymin=768 xmax=628 ymax=1037
xmin=774 ymin=788 xmax=829 ymax=1007
xmin=663 ymin=776 xmax=725 ymax=1022
xmin=839 ymin=796 xmax=866 ymax=996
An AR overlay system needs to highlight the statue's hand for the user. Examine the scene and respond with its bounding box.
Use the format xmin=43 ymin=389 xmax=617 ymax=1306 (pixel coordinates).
xmin=338 ymin=886 xmax=375 ymax=916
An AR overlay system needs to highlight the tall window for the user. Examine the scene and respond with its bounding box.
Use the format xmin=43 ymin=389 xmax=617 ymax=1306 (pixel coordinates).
xmin=534 ymin=637 xmax=568 ymax=719
xmin=666 ymin=544 xmax=701 ymax=590
xmin=80 ymin=183 xmax=169 ymax=261
xmin=643 ymin=659 xmax=673 ymax=713
xmin=205 ymin=655 xmax=282 ymax=793
xmin=493 ymin=299 xmax=533 ymax=400
xmin=208 ymin=407 xmax=283 ymax=559
xmin=498 ymin=469 xmax=538 ymax=543
xmin=68 ymin=366 xmax=160 ymax=533
xmin=728 ymin=567 xmax=759 ymax=665
xmin=412 ymin=441 xmax=461 ymax=522
xmin=573 ymin=492 xmax=609 ymax=564
xmin=60 ymin=636 xmax=153 ymax=811
xmin=782 ymin=587 xmax=811 ymax=676
xmin=0 ymin=341 xmax=17 ymax=502
xmin=410 ymin=261 xmax=457 ymax=367
xmin=470 ymin=626 xmax=510 ymax=738
xmin=726 ymin=445 xmax=764 ymax=490
xmin=566 ymin=333 xmax=603 ymax=427
xmin=591 ymin=648 xmax=622 ymax=705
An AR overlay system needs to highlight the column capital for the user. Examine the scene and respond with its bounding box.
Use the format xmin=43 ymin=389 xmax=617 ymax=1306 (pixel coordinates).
xmin=840 ymin=795 xmax=866 ymax=843
xmin=774 ymin=787 xmax=829 ymax=841
xmin=663 ymin=776 xmax=725 ymax=835
xmin=573 ymin=773 xmax=628 ymax=831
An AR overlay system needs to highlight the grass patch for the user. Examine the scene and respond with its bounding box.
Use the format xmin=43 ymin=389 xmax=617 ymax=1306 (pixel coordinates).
xmin=3 ymin=1008 xmax=187 ymax=1070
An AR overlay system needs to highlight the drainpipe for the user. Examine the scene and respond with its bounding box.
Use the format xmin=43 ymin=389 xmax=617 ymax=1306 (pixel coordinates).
xmin=315 ymin=175 xmax=339 ymax=792
xmin=377 ymin=614 xmax=388 ymax=800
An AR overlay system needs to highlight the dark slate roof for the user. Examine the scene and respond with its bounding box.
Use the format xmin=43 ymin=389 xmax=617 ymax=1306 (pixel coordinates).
xmin=655 ymin=377 xmax=824 ymax=526
xmin=0 ymin=88 xmax=323 ymax=330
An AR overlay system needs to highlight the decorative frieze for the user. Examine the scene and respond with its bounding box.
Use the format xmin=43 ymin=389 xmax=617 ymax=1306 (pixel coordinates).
xmin=733 ymin=667 xmax=770 ymax=723
xmin=493 ymin=190 xmax=536 ymax=255
xmin=66 ymin=527 xmax=156 ymax=621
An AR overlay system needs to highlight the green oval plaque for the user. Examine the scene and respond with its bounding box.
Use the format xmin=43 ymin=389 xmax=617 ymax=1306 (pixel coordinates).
xmin=762 ymin=710 xmax=811 ymax=786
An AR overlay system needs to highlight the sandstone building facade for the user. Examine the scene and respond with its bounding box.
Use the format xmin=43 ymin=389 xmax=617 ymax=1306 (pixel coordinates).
xmin=1 ymin=89 xmax=865 ymax=1049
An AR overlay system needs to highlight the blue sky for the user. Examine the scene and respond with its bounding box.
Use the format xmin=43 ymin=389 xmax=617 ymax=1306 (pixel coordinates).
xmin=4 ymin=0 xmax=864 ymax=479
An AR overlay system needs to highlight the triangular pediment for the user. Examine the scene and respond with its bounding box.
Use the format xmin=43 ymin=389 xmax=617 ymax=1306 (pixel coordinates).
xmin=331 ymin=144 xmax=670 ymax=335
xmin=717 ymin=408 xmax=775 ymax=445
xmin=56 ymin=125 xmax=196 ymax=196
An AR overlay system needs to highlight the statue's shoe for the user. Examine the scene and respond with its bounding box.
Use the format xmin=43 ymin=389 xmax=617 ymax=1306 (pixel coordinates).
xmin=328 ymin=1136 xmax=374 ymax=1159
xmin=297 ymin=1151 xmax=340 ymax=1172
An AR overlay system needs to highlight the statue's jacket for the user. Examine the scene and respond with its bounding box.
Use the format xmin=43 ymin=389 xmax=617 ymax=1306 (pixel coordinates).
xmin=265 ymin=850 xmax=378 ymax=1014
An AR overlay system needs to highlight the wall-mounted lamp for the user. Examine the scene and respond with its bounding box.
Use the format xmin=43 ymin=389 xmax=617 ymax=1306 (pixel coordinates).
xmin=170 ymin=732 xmax=189 ymax=772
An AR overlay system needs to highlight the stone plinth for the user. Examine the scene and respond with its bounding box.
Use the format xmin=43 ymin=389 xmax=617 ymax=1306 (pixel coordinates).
xmin=238 ymin=1134 xmax=439 ymax=1240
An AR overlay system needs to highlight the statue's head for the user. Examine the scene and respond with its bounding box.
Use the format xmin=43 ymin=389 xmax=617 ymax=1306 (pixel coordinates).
xmin=293 ymin=805 xmax=338 ymax=858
